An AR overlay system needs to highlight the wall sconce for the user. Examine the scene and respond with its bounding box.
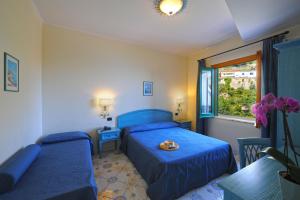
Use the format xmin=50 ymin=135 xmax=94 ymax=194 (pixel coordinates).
xmin=176 ymin=98 xmax=184 ymax=115
xmin=98 ymin=98 xmax=113 ymax=118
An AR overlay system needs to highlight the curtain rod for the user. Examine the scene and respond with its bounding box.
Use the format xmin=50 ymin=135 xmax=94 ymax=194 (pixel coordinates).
xmin=200 ymin=30 xmax=289 ymax=61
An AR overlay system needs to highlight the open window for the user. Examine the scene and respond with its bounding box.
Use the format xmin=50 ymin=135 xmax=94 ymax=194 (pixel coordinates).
xmin=200 ymin=51 xmax=262 ymax=120
xmin=199 ymin=67 xmax=215 ymax=118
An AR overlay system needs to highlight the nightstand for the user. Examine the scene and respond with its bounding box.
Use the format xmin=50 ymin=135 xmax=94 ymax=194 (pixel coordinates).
xmin=97 ymin=127 xmax=121 ymax=158
xmin=175 ymin=120 xmax=192 ymax=130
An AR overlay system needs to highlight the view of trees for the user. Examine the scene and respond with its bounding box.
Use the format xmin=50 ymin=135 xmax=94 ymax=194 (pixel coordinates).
xmin=218 ymin=77 xmax=256 ymax=118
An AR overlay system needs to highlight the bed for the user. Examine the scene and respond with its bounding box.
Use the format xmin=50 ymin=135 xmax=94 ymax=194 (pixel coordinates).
xmin=0 ymin=132 xmax=97 ymax=200
xmin=117 ymin=109 xmax=237 ymax=200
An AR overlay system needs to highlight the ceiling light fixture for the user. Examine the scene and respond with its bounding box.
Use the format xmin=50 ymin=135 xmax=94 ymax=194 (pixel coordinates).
xmin=155 ymin=0 xmax=185 ymax=16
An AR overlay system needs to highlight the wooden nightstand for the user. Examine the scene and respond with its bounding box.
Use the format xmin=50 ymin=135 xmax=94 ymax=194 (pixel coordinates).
xmin=97 ymin=127 xmax=121 ymax=158
xmin=175 ymin=120 xmax=192 ymax=130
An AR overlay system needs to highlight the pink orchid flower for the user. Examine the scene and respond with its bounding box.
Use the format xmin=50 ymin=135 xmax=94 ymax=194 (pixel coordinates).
xmin=252 ymin=93 xmax=300 ymax=127
xmin=275 ymin=97 xmax=300 ymax=113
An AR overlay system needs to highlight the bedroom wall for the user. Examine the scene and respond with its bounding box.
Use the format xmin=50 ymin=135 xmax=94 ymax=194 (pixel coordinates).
xmin=42 ymin=25 xmax=188 ymax=139
xmin=187 ymin=24 xmax=300 ymax=154
xmin=0 ymin=0 xmax=43 ymax=163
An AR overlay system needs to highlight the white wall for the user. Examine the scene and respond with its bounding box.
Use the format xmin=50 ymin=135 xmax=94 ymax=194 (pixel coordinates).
xmin=0 ymin=0 xmax=43 ymax=163
xmin=42 ymin=25 xmax=188 ymax=137
xmin=187 ymin=24 xmax=300 ymax=154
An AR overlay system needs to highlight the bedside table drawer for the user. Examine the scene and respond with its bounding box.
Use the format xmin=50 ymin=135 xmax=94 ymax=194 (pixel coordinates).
xmin=101 ymin=131 xmax=120 ymax=141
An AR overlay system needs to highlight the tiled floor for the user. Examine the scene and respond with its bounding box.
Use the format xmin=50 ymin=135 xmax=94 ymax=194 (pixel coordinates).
xmin=93 ymin=152 xmax=228 ymax=200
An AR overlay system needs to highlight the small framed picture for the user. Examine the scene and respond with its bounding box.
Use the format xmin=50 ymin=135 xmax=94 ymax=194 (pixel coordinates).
xmin=143 ymin=81 xmax=153 ymax=96
xmin=4 ymin=52 xmax=19 ymax=92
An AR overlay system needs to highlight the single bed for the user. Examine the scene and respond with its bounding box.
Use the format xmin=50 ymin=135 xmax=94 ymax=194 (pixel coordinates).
xmin=118 ymin=109 xmax=237 ymax=200
xmin=0 ymin=132 xmax=97 ymax=200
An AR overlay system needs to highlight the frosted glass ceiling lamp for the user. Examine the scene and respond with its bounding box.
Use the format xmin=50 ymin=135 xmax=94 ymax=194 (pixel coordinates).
xmin=155 ymin=0 xmax=185 ymax=16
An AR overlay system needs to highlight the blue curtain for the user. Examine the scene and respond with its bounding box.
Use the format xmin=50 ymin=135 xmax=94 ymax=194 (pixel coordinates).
xmin=261 ymin=35 xmax=285 ymax=147
xmin=196 ymin=59 xmax=208 ymax=134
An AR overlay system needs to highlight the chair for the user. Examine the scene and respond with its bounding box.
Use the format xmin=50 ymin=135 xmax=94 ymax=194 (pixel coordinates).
xmin=237 ymin=137 xmax=271 ymax=169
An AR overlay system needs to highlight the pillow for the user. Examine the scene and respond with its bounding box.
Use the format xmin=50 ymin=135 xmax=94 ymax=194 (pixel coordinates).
xmin=0 ymin=144 xmax=41 ymax=194
xmin=125 ymin=121 xmax=179 ymax=133
xmin=39 ymin=131 xmax=90 ymax=145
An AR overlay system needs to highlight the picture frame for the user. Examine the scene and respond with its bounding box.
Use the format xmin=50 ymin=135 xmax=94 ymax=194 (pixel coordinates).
xmin=4 ymin=52 xmax=19 ymax=92
xmin=143 ymin=81 xmax=153 ymax=96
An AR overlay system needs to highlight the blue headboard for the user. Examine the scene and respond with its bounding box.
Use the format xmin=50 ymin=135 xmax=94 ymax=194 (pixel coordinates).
xmin=117 ymin=109 xmax=173 ymax=129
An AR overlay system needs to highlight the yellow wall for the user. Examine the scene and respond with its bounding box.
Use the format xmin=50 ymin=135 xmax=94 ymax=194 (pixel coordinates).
xmin=0 ymin=0 xmax=43 ymax=163
xmin=42 ymin=25 xmax=188 ymax=136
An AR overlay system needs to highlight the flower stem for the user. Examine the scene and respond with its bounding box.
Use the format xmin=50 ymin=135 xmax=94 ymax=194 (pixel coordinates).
xmin=283 ymin=112 xmax=299 ymax=166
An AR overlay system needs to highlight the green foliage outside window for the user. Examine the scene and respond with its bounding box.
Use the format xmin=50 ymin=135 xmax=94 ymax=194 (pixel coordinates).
xmin=218 ymin=77 xmax=256 ymax=118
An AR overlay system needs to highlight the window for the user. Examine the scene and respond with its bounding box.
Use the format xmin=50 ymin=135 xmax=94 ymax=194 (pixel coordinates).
xmin=200 ymin=51 xmax=261 ymax=120
xmin=214 ymin=51 xmax=261 ymax=119
xmin=201 ymin=69 xmax=212 ymax=114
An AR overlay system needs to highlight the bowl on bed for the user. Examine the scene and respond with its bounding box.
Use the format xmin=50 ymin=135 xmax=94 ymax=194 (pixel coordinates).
xmin=159 ymin=140 xmax=179 ymax=151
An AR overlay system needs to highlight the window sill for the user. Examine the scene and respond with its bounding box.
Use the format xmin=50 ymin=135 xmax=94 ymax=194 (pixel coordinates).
xmin=215 ymin=115 xmax=256 ymax=125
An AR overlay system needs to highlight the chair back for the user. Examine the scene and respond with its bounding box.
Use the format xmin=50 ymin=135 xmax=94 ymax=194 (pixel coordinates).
xmin=237 ymin=137 xmax=271 ymax=169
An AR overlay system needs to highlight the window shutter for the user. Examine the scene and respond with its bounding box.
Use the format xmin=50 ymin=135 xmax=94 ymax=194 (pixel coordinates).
xmin=200 ymin=66 xmax=216 ymax=118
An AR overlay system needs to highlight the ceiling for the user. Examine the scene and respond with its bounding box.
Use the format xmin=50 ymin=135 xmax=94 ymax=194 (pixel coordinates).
xmin=33 ymin=0 xmax=300 ymax=55
xmin=33 ymin=0 xmax=238 ymax=55
xmin=225 ymin=0 xmax=300 ymax=41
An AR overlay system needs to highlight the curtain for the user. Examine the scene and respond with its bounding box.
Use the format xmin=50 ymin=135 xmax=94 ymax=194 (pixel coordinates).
xmin=261 ymin=35 xmax=285 ymax=147
xmin=196 ymin=59 xmax=208 ymax=134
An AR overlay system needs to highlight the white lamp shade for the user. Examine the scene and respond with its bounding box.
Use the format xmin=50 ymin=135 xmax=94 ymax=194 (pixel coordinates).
xmin=176 ymin=98 xmax=184 ymax=104
xmin=159 ymin=0 xmax=183 ymax=16
xmin=98 ymin=98 xmax=113 ymax=107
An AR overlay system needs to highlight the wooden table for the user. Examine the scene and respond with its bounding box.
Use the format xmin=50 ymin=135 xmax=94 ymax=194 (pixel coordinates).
xmin=218 ymin=156 xmax=285 ymax=200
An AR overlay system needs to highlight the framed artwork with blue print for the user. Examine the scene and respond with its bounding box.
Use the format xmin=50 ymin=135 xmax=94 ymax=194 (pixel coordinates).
xmin=143 ymin=81 xmax=153 ymax=96
xmin=4 ymin=52 xmax=19 ymax=92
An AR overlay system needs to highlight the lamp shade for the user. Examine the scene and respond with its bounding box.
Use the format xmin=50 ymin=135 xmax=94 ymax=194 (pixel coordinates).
xmin=98 ymin=98 xmax=113 ymax=106
xmin=159 ymin=0 xmax=183 ymax=16
xmin=176 ymin=98 xmax=184 ymax=104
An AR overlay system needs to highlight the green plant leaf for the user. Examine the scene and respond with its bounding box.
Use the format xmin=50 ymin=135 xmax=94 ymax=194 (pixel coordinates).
xmin=260 ymin=147 xmax=295 ymax=167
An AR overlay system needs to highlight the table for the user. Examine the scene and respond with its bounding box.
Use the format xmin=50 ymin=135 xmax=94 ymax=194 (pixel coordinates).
xmin=218 ymin=156 xmax=285 ymax=200
xmin=97 ymin=127 xmax=121 ymax=158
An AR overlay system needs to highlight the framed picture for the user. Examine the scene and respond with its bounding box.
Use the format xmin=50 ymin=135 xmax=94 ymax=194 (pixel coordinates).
xmin=143 ymin=81 xmax=153 ymax=96
xmin=4 ymin=52 xmax=19 ymax=92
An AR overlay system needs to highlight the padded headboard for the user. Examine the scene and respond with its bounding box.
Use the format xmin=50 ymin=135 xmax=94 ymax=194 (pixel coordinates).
xmin=117 ymin=109 xmax=173 ymax=129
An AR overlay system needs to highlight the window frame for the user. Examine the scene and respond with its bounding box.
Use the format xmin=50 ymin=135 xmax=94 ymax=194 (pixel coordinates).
xmin=212 ymin=51 xmax=262 ymax=120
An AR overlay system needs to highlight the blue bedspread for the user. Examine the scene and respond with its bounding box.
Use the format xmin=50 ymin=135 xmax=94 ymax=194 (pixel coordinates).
xmin=121 ymin=124 xmax=237 ymax=200
xmin=0 ymin=139 xmax=97 ymax=200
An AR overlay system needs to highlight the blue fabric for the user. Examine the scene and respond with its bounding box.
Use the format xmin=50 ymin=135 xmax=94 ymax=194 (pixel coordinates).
xmin=262 ymin=35 xmax=285 ymax=147
xmin=39 ymin=131 xmax=90 ymax=144
xmin=120 ymin=122 xmax=178 ymax=153
xmin=125 ymin=121 xmax=179 ymax=133
xmin=196 ymin=59 xmax=208 ymax=134
xmin=0 ymin=139 xmax=97 ymax=200
xmin=121 ymin=126 xmax=237 ymax=200
xmin=0 ymin=144 xmax=41 ymax=194
xmin=39 ymin=131 xmax=94 ymax=155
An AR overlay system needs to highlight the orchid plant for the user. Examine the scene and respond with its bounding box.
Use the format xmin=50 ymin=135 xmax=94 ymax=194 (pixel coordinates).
xmin=252 ymin=93 xmax=300 ymax=184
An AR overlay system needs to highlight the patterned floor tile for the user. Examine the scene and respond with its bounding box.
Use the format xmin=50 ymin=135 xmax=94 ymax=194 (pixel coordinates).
xmin=95 ymin=176 xmax=110 ymax=193
xmin=124 ymin=184 xmax=150 ymax=200
xmin=100 ymin=181 xmax=128 ymax=199
xmin=98 ymin=192 xmax=113 ymax=200
xmin=94 ymin=158 xmax=124 ymax=179
xmin=117 ymin=166 xmax=143 ymax=187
